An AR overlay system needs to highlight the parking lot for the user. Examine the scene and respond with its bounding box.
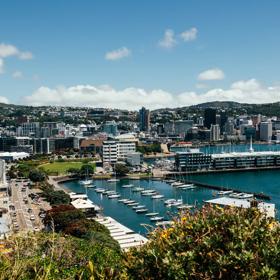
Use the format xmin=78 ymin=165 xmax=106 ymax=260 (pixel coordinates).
xmin=9 ymin=179 xmax=50 ymax=233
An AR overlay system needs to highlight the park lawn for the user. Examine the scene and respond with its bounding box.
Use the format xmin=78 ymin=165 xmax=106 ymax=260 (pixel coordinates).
xmin=39 ymin=161 xmax=95 ymax=175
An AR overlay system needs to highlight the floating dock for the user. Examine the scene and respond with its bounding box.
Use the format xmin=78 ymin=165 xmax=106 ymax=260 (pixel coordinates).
xmin=94 ymin=216 xmax=148 ymax=251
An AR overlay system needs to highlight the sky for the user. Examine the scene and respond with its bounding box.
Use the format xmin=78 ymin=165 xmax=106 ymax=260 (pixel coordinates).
xmin=0 ymin=0 xmax=280 ymax=109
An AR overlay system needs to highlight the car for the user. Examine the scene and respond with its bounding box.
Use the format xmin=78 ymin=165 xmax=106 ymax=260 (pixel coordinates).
xmin=30 ymin=214 xmax=35 ymax=221
xmin=33 ymin=227 xmax=40 ymax=232
xmin=39 ymin=213 xmax=46 ymax=218
xmin=11 ymin=212 xmax=17 ymax=217
xmin=27 ymin=208 xmax=33 ymax=213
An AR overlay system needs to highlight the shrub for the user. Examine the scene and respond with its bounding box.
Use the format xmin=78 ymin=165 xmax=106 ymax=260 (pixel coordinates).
xmin=124 ymin=205 xmax=280 ymax=280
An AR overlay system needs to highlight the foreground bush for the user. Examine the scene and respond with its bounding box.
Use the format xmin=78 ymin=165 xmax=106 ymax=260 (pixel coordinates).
xmin=124 ymin=206 xmax=280 ymax=280
xmin=0 ymin=232 xmax=123 ymax=280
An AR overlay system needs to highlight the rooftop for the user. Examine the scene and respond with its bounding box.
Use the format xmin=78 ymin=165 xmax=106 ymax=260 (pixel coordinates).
xmin=206 ymin=197 xmax=275 ymax=218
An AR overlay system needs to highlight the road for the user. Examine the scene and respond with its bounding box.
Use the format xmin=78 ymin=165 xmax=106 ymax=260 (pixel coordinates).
xmin=10 ymin=179 xmax=45 ymax=233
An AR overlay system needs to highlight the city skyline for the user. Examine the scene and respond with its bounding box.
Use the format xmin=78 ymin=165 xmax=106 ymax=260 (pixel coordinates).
xmin=0 ymin=1 xmax=280 ymax=109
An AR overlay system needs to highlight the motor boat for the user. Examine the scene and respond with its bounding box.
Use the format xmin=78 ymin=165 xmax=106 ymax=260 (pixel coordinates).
xmin=150 ymin=216 xmax=164 ymax=222
xmin=95 ymin=188 xmax=105 ymax=193
xmin=122 ymin=184 xmax=134 ymax=188
xmin=136 ymin=208 xmax=148 ymax=213
xmin=108 ymin=194 xmax=121 ymax=199
xmin=145 ymin=212 xmax=159 ymax=217
xmin=151 ymin=194 xmax=164 ymax=199
xmin=132 ymin=205 xmax=146 ymax=210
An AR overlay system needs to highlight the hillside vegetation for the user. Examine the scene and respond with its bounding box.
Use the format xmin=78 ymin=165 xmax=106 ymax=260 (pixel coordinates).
xmin=1 ymin=206 xmax=280 ymax=279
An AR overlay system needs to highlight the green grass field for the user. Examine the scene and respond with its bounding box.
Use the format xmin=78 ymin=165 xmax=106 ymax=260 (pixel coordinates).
xmin=39 ymin=161 xmax=95 ymax=175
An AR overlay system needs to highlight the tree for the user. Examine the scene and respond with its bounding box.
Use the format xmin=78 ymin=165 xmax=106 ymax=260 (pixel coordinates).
xmin=80 ymin=164 xmax=94 ymax=176
xmin=114 ymin=164 xmax=129 ymax=177
xmin=43 ymin=204 xmax=85 ymax=231
xmin=41 ymin=187 xmax=70 ymax=205
xmin=67 ymin=167 xmax=80 ymax=176
xmin=29 ymin=169 xmax=46 ymax=182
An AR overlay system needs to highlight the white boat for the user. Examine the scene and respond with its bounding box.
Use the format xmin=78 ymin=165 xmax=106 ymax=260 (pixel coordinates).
xmin=122 ymin=184 xmax=134 ymax=188
xmin=142 ymin=191 xmax=157 ymax=196
xmin=133 ymin=205 xmax=146 ymax=209
xmin=108 ymin=194 xmax=121 ymax=199
xmin=229 ymin=192 xmax=243 ymax=198
xmin=150 ymin=216 xmax=164 ymax=222
xmin=132 ymin=187 xmax=145 ymax=192
xmin=145 ymin=212 xmax=159 ymax=217
xmin=136 ymin=208 xmax=148 ymax=213
xmin=238 ymin=193 xmax=254 ymax=199
xmin=80 ymin=179 xmax=93 ymax=185
xmin=118 ymin=198 xmax=129 ymax=202
xmin=95 ymin=188 xmax=105 ymax=193
xmin=178 ymin=184 xmax=194 ymax=188
xmin=123 ymin=200 xmax=135 ymax=204
xmin=165 ymin=179 xmax=176 ymax=183
xmin=104 ymin=190 xmax=117 ymax=195
xmin=107 ymin=178 xmax=120 ymax=183
xmin=86 ymin=184 xmax=95 ymax=188
xmin=141 ymin=189 xmax=156 ymax=194
xmin=171 ymin=182 xmax=184 ymax=187
xmin=127 ymin=202 xmax=139 ymax=206
xmin=177 ymin=204 xmax=194 ymax=210
xmin=151 ymin=194 xmax=164 ymax=199
xmin=156 ymin=220 xmax=174 ymax=226
xmin=165 ymin=198 xmax=183 ymax=207
xmin=164 ymin=198 xmax=177 ymax=205
xmin=217 ymin=190 xmax=233 ymax=195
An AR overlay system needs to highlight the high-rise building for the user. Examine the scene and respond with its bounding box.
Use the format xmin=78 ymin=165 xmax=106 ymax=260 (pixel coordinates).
xmin=220 ymin=110 xmax=228 ymax=132
xmin=210 ymin=124 xmax=220 ymax=142
xmin=260 ymin=122 xmax=272 ymax=141
xmin=204 ymin=108 xmax=216 ymax=129
xmin=103 ymin=121 xmax=118 ymax=136
xmin=139 ymin=107 xmax=150 ymax=132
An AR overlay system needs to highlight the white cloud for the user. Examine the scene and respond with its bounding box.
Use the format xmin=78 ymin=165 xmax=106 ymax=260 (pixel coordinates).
xmin=0 ymin=43 xmax=33 ymax=60
xmin=198 ymin=68 xmax=225 ymax=81
xmin=0 ymin=96 xmax=9 ymax=104
xmin=23 ymin=79 xmax=280 ymax=109
xmin=18 ymin=51 xmax=33 ymax=60
xmin=105 ymin=47 xmax=131 ymax=61
xmin=0 ymin=58 xmax=4 ymax=74
xmin=180 ymin=27 xmax=198 ymax=41
xmin=12 ymin=71 xmax=23 ymax=79
xmin=158 ymin=29 xmax=177 ymax=49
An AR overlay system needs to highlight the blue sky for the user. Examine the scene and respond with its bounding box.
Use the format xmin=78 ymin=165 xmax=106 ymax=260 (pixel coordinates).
xmin=0 ymin=0 xmax=280 ymax=109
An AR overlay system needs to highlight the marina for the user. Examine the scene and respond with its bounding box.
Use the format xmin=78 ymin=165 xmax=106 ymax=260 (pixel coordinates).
xmin=63 ymin=149 xmax=280 ymax=235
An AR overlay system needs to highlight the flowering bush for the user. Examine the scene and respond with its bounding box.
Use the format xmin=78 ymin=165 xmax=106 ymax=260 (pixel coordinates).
xmin=124 ymin=205 xmax=280 ymax=280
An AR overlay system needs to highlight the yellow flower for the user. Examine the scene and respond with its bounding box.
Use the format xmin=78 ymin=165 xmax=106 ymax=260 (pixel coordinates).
xmin=168 ymin=227 xmax=174 ymax=233
xmin=181 ymin=217 xmax=187 ymax=223
xmin=268 ymin=221 xmax=277 ymax=230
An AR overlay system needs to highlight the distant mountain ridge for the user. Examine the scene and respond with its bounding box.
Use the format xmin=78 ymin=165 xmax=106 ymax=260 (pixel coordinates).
xmin=1 ymin=100 xmax=280 ymax=116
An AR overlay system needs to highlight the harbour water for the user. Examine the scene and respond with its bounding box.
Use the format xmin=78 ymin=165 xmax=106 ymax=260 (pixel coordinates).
xmin=63 ymin=144 xmax=280 ymax=235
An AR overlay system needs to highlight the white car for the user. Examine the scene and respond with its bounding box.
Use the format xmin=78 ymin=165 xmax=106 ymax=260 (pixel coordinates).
xmin=30 ymin=215 xmax=35 ymax=221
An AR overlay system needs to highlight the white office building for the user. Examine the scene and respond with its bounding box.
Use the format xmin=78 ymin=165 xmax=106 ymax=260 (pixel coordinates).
xmin=102 ymin=138 xmax=136 ymax=164
xmin=102 ymin=141 xmax=118 ymax=164
xmin=210 ymin=124 xmax=220 ymax=142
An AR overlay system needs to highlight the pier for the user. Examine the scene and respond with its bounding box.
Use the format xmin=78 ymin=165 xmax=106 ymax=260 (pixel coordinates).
xmin=94 ymin=216 xmax=148 ymax=251
xmin=165 ymin=176 xmax=271 ymax=200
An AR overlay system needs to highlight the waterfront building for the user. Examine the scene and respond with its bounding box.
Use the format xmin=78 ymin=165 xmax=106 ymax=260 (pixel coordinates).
xmin=211 ymin=151 xmax=280 ymax=169
xmin=210 ymin=124 xmax=220 ymax=142
xmin=139 ymin=107 xmax=150 ymax=132
xmin=204 ymin=108 xmax=216 ymax=129
xmin=260 ymin=122 xmax=272 ymax=141
xmin=175 ymin=149 xmax=212 ymax=171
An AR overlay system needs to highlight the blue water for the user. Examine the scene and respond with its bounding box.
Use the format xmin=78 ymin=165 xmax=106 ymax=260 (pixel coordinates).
xmin=63 ymin=144 xmax=280 ymax=235
xmin=63 ymin=179 xmax=213 ymax=235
